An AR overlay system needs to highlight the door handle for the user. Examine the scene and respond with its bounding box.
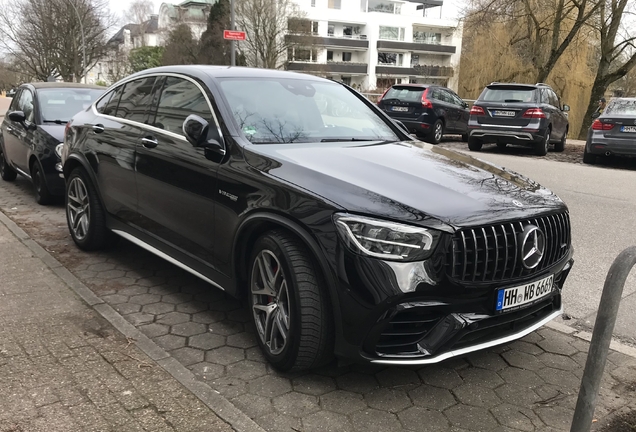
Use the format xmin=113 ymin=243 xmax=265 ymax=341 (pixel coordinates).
xmin=93 ymin=124 xmax=104 ymax=133
xmin=6 ymin=126 xmax=12 ymax=133
xmin=141 ymin=137 xmax=158 ymax=149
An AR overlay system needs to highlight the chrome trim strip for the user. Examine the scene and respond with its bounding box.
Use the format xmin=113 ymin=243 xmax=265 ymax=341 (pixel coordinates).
xmin=91 ymin=72 xmax=223 ymax=144
xmin=15 ymin=167 xmax=31 ymax=179
xmin=111 ymin=229 xmax=225 ymax=291
xmin=371 ymin=308 xmax=562 ymax=365
xmin=480 ymin=124 xmax=524 ymax=129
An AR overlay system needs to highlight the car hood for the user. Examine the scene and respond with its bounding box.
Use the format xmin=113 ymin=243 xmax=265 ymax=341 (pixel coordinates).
xmin=39 ymin=124 xmax=65 ymax=142
xmin=243 ymin=141 xmax=566 ymax=230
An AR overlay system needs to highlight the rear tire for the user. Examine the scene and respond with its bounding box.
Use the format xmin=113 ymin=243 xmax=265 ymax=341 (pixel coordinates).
xmin=0 ymin=145 xmax=17 ymax=181
xmin=248 ymin=230 xmax=334 ymax=371
xmin=31 ymin=160 xmax=54 ymax=205
xmin=583 ymin=146 xmax=596 ymax=164
xmin=535 ymin=128 xmax=550 ymax=156
xmin=468 ymin=137 xmax=482 ymax=151
xmin=66 ymin=167 xmax=116 ymax=251
xmin=554 ymin=128 xmax=567 ymax=152
xmin=426 ymin=120 xmax=444 ymax=144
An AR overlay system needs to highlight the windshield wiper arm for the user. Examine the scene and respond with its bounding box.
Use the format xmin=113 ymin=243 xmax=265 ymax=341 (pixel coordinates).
xmin=320 ymin=138 xmax=376 ymax=142
xmin=43 ymin=119 xmax=66 ymax=124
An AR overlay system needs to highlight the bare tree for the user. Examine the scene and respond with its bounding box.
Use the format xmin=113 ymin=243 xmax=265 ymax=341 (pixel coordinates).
xmin=465 ymin=0 xmax=602 ymax=82
xmin=578 ymin=0 xmax=636 ymax=137
xmin=0 ymin=0 xmax=115 ymax=82
xmin=236 ymin=0 xmax=310 ymax=69
xmin=126 ymin=0 xmax=154 ymax=46
xmin=162 ymin=24 xmax=201 ymax=65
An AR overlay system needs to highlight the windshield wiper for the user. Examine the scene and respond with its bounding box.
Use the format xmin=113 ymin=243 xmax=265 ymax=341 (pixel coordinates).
xmin=504 ymin=99 xmax=524 ymax=103
xmin=320 ymin=138 xmax=377 ymax=142
xmin=43 ymin=119 xmax=67 ymax=124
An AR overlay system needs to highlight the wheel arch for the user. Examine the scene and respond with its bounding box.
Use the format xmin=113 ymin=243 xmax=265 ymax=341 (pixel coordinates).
xmin=63 ymin=153 xmax=107 ymax=208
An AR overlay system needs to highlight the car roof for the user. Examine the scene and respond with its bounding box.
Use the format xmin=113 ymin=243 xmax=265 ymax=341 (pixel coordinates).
xmin=486 ymin=83 xmax=549 ymax=90
xmin=131 ymin=65 xmax=330 ymax=82
xmin=391 ymin=84 xmax=431 ymax=88
xmin=21 ymin=82 xmax=105 ymax=90
xmin=609 ymin=97 xmax=636 ymax=102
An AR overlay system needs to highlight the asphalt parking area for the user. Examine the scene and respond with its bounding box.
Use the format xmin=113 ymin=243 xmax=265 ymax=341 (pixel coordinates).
xmin=0 ymin=173 xmax=634 ymax=431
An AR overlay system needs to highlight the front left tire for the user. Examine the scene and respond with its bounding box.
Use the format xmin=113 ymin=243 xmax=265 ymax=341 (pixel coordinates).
xmin=248 ymin=230 xmax=334 ymax=371
xmin=31 ymin=160 xmax=54 ymax=205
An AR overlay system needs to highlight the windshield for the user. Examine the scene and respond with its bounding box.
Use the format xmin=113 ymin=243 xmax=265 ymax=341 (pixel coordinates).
xmin=218 ymin=78 xmax=399 ymax=144
xmin=38 ymin=88 xmax=105 ymax=122
xmin=480 ymin=87 xmax=536 ymax=103
xmin=604 ymin=99 xmax=636 ymax=116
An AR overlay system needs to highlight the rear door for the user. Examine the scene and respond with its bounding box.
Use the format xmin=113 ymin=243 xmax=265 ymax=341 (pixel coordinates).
xmin=135 ymin=75 xmax=220 ymax=266
xmin=477 ymin=85 xmax=537 ymax=128
xmin=447 ymin=90 xmax=470 ymax=133
xmin=548 ymin=89 xmax=567 ymax=138
xmin=378 ymin=86 xmax=425 ymax=121
xmin=438 ymin=88 xmax=463 ymax=132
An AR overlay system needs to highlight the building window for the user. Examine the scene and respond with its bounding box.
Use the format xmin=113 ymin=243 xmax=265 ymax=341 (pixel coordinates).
xmin=343 ymin=52 xmax=352 ymax=62
xmin=378 ymin=52 xmax=403 ymax=66
xmin=413 ymin=31 xmax=442 ymax=44
xmin=411 ymin=54 xmax=419 ymax=66
xmin=289 ymin=47 xmax=318 ymax=62
xmin=342 ymin=77 xmax=352 ymax=85
xmin=368 ymin=0 xmax=401 ymax=14
xmin=328 ymin=0 xmax=341 ymax=9
xmin=379 ymin=26 xmax=404 ymax=41
xmin=327 ymin=51 xmax=334 ymax=61
xmin=343 ymin=26 xmax=353 ymax=37
xmin=312 ymin=21 xmax=319 ymax=34
xmin=328 ymin=24 xmax=335 ymax=36
xmin=311 ymin=0 xmax=316 ymax=6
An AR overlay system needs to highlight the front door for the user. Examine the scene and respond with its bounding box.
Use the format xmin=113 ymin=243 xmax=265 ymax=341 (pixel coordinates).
xmin=135 ymin=75 xmax=220 ymax=267
xmin=5 ymin=88 xmax=36 ymax=172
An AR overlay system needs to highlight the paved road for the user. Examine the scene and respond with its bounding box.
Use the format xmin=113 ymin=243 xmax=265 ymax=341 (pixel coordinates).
xmin=440 ymin=141 xmax=636 ymax=345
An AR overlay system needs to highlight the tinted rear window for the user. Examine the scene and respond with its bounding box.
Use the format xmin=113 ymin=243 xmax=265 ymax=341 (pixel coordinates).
xmin=384 ymin=87 xmax=424 ymax=102
xmin=605 ymin=100 xmax=636 ymax=116
xmin=480 ymin=87 xmax=537 ymax=103
xmin=38 ymin=88 xmax=104 ymax=122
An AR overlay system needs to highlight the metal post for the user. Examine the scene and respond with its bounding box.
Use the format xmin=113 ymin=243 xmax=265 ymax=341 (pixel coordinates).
xmin=67 ymin=0 xmax=87 ymax=83
xmin=570 ymin=246 xmax=636 ymax=432
xmin=230 ymin=0 xmax=236 ymax=67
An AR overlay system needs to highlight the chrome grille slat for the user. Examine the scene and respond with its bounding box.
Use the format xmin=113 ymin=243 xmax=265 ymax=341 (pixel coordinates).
xmin=447 ymin=212 xmax=571 ymax=283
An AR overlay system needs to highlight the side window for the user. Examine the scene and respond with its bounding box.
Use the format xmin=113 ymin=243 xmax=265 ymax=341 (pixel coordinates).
xmin=429 ymin=88 xmax=440 ymax=101
xmin=540 ymin=89 xmax=550 ymax=105
xmin=95 ymin=91 xmax=114 ymax=114
xmin=449 ymin=91 xmax=465 ymax=107
xmin=115 ymin=77 xmax=157 ymax=123
xmin=18 ymin=89 xmax=35 ymax=123
xmin=151 ymin=76 xmax=212 ymax=136
xmin=550 ymin=90 xmax=560 ymax=108
xmin=103 ymin=85 xmax=124 ymax=117
xmin=440 ymin=89 xmax=455 ymax=105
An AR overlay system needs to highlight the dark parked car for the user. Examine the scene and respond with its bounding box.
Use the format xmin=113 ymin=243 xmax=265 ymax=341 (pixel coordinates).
xmin=584 ymin=98 xmax=636 ymax=164
xmin=377 ymin=84 xmax=470 ymax=144
xmin=62 ymin=66 xmax=573 ymax=371
xmin=0 ymin=82 xmax=104 ymax=204
xmin=467 ymin=83 xmax=570 ymax=156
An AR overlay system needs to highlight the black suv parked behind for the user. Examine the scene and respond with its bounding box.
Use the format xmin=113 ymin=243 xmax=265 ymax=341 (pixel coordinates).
xmin=467 ymin=83 xmax=570 ymax=156
xmin=62 ymin=66 xmax=573 ymax=371
xmin=377 ymin=84 xmax=470 ymax=144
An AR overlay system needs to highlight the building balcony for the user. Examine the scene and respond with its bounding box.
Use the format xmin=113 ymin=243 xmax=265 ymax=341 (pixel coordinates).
xmin=375 ymin=64 xmax=454 ymax=77
xmin=287 ymin=61 xmax=368 ymax=74
xmin=286 ymin=34 xmax=369 ymax=49
xmin=377 ymin=40 xmax=456 ymax=54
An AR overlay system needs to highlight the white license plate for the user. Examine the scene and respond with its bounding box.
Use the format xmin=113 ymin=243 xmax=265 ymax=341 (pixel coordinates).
xmin=620 ymin=126 xmax=636 ymax=133
xmin=392 ymin=106 xmax=409 ymax=112
xmin=496 ymin=274 xmax=554 ymax=312
xmin=492 ymin=110 xmax=516 ymax=117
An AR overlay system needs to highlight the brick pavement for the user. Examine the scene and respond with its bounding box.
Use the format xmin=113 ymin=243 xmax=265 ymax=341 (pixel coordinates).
xmin=0 ymin=175 xmax=635 ymax=431
xmin=0 ymin=215 xmax=233 ymax=431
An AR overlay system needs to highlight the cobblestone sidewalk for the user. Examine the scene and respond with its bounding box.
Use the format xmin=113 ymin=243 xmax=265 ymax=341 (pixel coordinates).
xmin=0 ymin=219 xmax=233 ymax=432
xmin=0 ymin=177 xmax=635 ymax=431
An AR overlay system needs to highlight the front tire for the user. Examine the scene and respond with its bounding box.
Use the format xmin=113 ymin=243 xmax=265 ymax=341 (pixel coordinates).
xmin=426 ymin=120 xmax=444 ymax=144
xmin=0 ymin=145 xmax=17 ymax=181
xmin=468 ymin=137 xmax=482 ymax=151
xmin=249 ymin=230 xmax=334 ymax=371
xmin=66 ymin=167 xmax=115 ymax=251
xmin=554 ymin=128 xmax=567 ymax=152
xmin=535 ymin=128 xmax=550 ymax=156
xmin=31 ymin=160 xmax=54 ymax=205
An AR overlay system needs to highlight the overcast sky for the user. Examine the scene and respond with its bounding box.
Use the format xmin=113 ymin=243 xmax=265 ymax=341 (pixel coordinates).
xmin=108 ymin=0 xmax=464 ymax=23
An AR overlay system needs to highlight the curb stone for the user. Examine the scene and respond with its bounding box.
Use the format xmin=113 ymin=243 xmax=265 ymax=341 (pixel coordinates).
xmin=0 ymin=209 xmax=267 ymax=432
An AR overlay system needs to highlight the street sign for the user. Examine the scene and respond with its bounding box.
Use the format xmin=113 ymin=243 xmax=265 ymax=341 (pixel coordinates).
xmin=223 ymin=30 xmax=246 ymax=41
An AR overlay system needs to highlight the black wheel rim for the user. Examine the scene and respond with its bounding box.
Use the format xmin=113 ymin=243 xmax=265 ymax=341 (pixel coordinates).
xmin=545 ymin=132 xmax=550 ymax=152
xmin=0 ymin=149 xmax=5 ymax=175
xmin=435 ymin=123 xmax=443 ymax=142
xmin=33 ymin=166 xmax=42 ymax=193
xmin=251 ymin=250 xmax=290 ymax=356
xmin=67 ymin=177 xmax=90 ymax=240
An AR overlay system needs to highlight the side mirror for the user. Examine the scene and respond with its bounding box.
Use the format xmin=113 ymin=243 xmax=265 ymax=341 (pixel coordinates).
xmin=393 ymin=119 xmax=410 ymax=135
xmin=8 ymin=111 xmax=26 ymax=123
xmin=562 ymin=104 xmax=570 ymax=112
xmin=463 ymin=102 xmax=469 ymax=109
xmin=183 ymin=114 xmax=226 ymax=155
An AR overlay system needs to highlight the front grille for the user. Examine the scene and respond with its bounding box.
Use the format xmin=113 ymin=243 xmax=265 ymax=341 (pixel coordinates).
xmin=375 ymin=309 xmax=441 ymax=356
xmin=447 ymin=212 xmax=571 ymax=283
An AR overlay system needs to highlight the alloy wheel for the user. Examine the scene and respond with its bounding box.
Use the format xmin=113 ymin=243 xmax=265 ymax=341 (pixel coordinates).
xmin=434 ymin=123 xmax=443 ymax=142
xmin=33 ymin=166 xmax=42 ymax=194
xmin=67 ymin=176 xmax=91 ymax=240
xmin=251 ymin=250 xmax=290 ymax=356
xmin=544 ymin=131 xmax=550 ymax=153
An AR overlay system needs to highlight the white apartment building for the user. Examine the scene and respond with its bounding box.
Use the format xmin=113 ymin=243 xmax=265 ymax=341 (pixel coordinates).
xmin=286 ymin=0 xmax=462 ymax=92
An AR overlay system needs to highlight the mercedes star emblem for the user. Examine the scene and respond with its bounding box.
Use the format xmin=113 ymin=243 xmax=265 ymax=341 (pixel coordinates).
xmin=519 ymin=225 xmax=546 ymax=269
xmin=512 ymin=200 xmax=523 ymax=207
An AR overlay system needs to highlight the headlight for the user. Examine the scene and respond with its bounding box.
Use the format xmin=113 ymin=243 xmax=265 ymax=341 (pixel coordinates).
xmin=55 ymin=143 xmax=64 ymax=159
xmin=334 ymin=214 xmax=440 ymax=261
